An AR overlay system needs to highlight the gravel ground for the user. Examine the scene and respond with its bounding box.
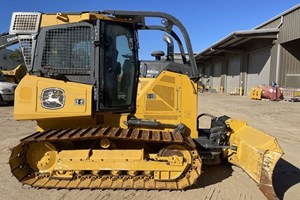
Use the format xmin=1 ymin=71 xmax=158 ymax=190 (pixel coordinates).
xmin=0 ymin=93 xmax=299 ymax=200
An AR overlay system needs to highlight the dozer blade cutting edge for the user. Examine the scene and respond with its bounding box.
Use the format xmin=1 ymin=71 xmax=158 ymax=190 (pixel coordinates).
xmin=225 ymin=119 xmax=283 ymax=200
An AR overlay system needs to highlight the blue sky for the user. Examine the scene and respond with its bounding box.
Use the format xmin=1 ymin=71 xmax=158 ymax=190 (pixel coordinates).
xmin=1 ymin=0 xmax=299 ymax=59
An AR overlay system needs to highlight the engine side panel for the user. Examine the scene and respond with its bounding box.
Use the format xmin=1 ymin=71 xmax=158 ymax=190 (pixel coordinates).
xmin=136 ymin=71 xmax=198 ymax=138
xmin=14 ymin=75 xmax=92 ymax=120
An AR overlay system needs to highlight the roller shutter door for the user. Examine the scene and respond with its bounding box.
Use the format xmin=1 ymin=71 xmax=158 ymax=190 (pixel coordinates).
xmin=212 ymin=61 xmax=221 ymax=89
xmin=246 ymin=48 xmax=271 ymax=95
xmin=203 ymin=65 xmax=211 ymax=87
xmin=226 ymin=55 xmax=241 ymax=93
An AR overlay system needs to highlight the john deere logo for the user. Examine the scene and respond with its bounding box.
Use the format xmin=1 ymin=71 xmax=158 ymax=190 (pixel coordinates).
xmin=41 ymin=88 xmax=65 ymax=109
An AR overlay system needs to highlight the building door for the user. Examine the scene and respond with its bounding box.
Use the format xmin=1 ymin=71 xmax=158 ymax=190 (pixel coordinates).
xmin=246 ymin=48 xmax=271 ymax=95
xmin=212 ymin=61 xmax=221 ymax=89
xmin=203 ymin=64 xmax=212 ymax=88
xmin=226 ymin=55 xmax=241 ymax=93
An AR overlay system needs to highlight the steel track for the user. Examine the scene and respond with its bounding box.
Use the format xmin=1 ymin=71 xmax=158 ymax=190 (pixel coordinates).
xmin=9 ymin=126 xmax=202 ymax=189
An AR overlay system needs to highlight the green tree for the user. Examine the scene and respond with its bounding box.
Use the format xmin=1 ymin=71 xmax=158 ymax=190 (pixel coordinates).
xmin=9 ymin=48 xmax=24 ymax=63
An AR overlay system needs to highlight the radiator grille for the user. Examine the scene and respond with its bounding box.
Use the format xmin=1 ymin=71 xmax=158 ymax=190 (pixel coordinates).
xmin=10 ymin=12 xmax=40 ymax=34
xmin=41 ymin=26 xmax=92 ymax=74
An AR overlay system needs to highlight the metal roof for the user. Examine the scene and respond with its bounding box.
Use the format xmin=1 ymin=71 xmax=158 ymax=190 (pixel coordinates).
xmin=195 ymin=28 xmax=279 ymax=60
xmin=254 ymin=4 xmax=300 ymax=29
xmin=195 ymin=4 xmax=300 ymax=61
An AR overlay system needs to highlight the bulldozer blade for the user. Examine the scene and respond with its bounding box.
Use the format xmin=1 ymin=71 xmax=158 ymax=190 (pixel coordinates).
xmin=225 ymin=119 xmax=283 ymax=200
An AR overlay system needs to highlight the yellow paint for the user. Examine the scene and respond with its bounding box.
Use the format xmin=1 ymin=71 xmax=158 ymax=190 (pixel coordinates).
xmin=249 ymin=87 xmax=262 ymax=100
xmin=216 ymin=86 xmax=224 ymax=93
xmin=136 ymin=71 xmax=198 ymax=138
xmin=26 ymin=142 xmax=57 ymax=173
xmin=2 ymin=64 xmax=27 ymax=84
xmin=40 ymin=12 xmax=133 ymax=28
xmin=225 ymin=119 xmax=283 ymax=183
xmin=27 ymin=146 xmax=190 ymax=181
xmin=14 ymin=75 xmax=92 ymax=120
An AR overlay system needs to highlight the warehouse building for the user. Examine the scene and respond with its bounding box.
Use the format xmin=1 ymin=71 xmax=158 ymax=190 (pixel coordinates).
xmin=195 ymin=4 xmax=300 ymax=95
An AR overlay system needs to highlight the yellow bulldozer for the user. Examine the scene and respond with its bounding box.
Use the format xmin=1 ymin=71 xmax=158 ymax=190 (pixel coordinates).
xmin=8 ymin=11 xmax=282 ymax=199
xmin=0 ymin=32 xmax=27 ymax=84
xmin=2 ymin=64 xmax=27 ymax=84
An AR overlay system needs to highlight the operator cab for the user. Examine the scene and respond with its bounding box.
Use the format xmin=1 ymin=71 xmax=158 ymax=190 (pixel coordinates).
xmin=10 ymin=11 xmax=199 ymax=114
xmin=30 ymin=18 xmax=139 ymax=112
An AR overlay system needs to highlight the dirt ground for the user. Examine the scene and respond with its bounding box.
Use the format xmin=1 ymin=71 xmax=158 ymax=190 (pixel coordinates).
xmin=0 ymin=93 xmax=299 ymax=200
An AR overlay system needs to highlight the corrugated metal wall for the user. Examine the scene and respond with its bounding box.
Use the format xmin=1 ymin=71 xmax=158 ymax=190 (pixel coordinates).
xmin=279 ymin=8 xmax=300 ymax=43
xmin=258 ymin=7 xmax=300 ymax=88
xmin=279 ymin=39 xmax=300 ymax=87
xmin=277 ymin=7 xmax=300 ymax=87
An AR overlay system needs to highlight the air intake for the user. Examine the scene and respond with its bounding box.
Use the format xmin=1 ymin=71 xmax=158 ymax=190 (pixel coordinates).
xmin=9 ymin=12 xmax=41 ymax=34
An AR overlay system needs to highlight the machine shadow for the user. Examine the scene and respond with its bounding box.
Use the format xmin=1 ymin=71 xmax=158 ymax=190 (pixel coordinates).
xmin=187 ymin=158 xmax=300 ymax=199
xmin=0 ymin=102 xmax=14 ymax=107
xmin=273 ymin=158 xmax=300 ymax=200
xmin=187 ymin=160 xmax=233 ymax=189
